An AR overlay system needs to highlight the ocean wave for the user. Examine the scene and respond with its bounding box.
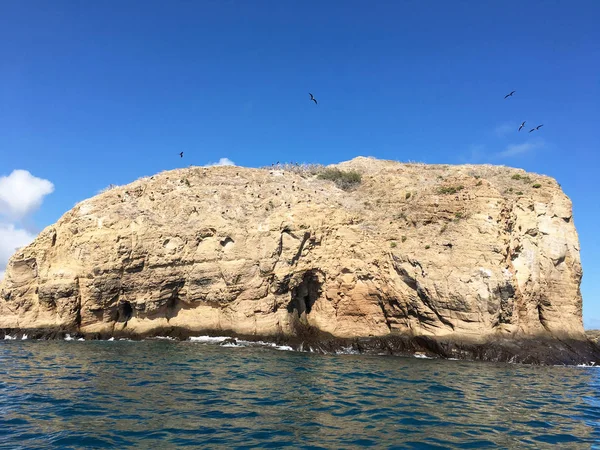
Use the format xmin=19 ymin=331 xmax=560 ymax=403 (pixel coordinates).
xmin=334 ymin=346 xmax=360 ymax=355
xmin=2 ymin=339 xmax=598 ymax=449
xmin=188 ymin=336 xmax=293 ymax=351
xmin=189 ymin=336 xmax=230 ymax=343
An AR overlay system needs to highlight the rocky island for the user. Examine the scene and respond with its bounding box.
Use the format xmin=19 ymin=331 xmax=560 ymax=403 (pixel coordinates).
xmin=1 ymin=157 xmax=598 ymax=364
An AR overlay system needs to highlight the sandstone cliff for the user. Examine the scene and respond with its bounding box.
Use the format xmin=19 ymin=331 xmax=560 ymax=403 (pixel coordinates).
xmin=0 ymin=157 xmax=592 ymax=361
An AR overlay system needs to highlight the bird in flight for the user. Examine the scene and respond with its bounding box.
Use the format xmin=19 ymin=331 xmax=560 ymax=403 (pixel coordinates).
xmin=179 ymin=152 xmax=184 ymax=158
xmin=309 ymin=93 xmax=318 ymax=105
xmin=529 ymin=128 xmax=536 ymax=133
xmin=518 ymin=121 xmax=526 ymax=132
xmin=504 ymin=91 xmax=516 ymax=99
xmin=536 ymin=124 xmax=544 ymax=130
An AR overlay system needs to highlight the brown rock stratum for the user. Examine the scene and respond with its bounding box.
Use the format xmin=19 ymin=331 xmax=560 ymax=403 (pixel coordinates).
xmin=1 ymin=157 xmax=597 ymax=363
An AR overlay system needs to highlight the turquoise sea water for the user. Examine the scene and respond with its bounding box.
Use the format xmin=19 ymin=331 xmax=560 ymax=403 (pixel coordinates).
xmin=1 ymin=339 xmax=599 ymax=449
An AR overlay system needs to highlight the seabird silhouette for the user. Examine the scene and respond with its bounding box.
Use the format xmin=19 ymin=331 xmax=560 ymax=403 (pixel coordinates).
xmin=536 ymin=124 xmax=544 ymax=130
xmin=504 ymin=91 xmax=516 ymax=99
xmin=529 ymin=128 xmax=536 ymax=133
xmin=519 ymin=121 xmax=526 ymax=132
xmin=179 ymin=152 xmax=184 ymax=158
xmin=309 ymin=93 xmax=318 ymax=105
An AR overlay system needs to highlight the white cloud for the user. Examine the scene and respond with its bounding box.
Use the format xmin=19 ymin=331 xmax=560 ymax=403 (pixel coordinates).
xmin=497 ymin=141 xmax=544 ymax=158
xmin=494 ymin=123 xmax=516 ymax=138
xmin=203 ymin=158 xmax=236 ymax=167
xmin=0 ymin=170 xmax=54 ymax=219
xmin=458 ymin=144 xmax=488 ymax=164
xmin=0 ymin=170 xmax=54 ymax=281
xmin=0 ymin=223 xmax=36 ymax=280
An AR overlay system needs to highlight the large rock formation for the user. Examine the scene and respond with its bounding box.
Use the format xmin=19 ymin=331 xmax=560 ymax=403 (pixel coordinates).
xmin=1 ymin=157 xmax=595 ymax=363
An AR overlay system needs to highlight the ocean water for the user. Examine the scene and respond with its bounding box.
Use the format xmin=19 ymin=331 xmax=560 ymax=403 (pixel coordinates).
xmin=1 ymin=339 xmax=599 ymax=449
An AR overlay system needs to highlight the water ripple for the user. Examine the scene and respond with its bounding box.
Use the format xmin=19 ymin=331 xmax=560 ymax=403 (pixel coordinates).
xmin=1 ymin=341 xmax=599 ymax=449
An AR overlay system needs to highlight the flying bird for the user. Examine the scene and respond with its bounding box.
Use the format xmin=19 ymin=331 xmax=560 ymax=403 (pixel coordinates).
xmin=518 ymin=121 xmax=526 ymax=132
xmin=529 ymin=128 xmax=536 ymax=133
xmin=504 ymin=91 xmax=516 ymax=99
xmin=536 ymin=124 xmax=544 ymax=130
xmin=179 ymin=152 xmax=184 ymax=158
xmin=309 ymin=93 xmax=317 ymax=105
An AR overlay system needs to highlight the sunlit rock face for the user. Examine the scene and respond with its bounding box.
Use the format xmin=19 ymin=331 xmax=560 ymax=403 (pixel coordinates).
xmin=0 ymin=157 xmax=584 ymax=341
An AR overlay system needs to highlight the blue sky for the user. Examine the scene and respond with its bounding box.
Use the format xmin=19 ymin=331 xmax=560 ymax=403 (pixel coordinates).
xmin=1 ymin=1 xmax=599 ymax=326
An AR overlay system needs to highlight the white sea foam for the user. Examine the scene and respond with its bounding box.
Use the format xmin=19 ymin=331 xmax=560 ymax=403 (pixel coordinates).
xmin=189 ymin=336 xmax=229 ymax=343
xmin=3 ymin=334 xmax=16 ymax=340
xmin=188 ymin=336 xmax=295 ymax=351
xmin=253 ymin=341 xmax=294 ymax=351
xmin=335 ymin=346 xmax=360 ymax=355
xmin=21 ymin=334 xmax=28 ymax=340
xmin=152 ymin=336 xmax=176 ymax=340
xmin=414 ymin=353 xmax=433 ymax=359
xmin=64 ymin=334 xmax=74 ymax=341
xmin=274 ymin=345 xmax=293 ymax=351
xmin=108 ymin=337 xmax=115 ymax=341
xmin=78 ymin=338 xmax=85 ymax=341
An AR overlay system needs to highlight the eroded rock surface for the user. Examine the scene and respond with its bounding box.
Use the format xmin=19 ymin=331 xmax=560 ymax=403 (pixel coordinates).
xmin=0 ymin=157 xmax=588 ymax=354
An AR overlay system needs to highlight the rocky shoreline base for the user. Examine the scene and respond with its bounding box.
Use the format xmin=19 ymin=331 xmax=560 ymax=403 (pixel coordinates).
xmin=2 ymin=326 xmax=600 ymax=366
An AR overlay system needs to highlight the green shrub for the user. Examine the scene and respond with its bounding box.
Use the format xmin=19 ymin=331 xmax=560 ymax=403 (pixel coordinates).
xmin=390 ymin=242 xmax=397 ymax=248
xmin=511 ymin=174 xmax=532 ymax=183
xmin=454 ymin=212 xmax=464 ymax=220
xmin=395 ymin=212 xmax=407 ymax=220
xmin=425 ymin=245 xmax=430 ymax=249
xmin=437 ymin=185 xmax=464 ymax=195
xmin=440 ymin=224 xmax=448 ymax=234
xmin=476 ymin=180 xmax=483 ymax=186
xmin=317 ymin=168 xmax=362 ymax=190
xmin=532 ymin=183 xmax=541 ymax=189
xmin=516 ymin=191 xmax=523 ymax=195
xmin=401 ymin=235 xmax=407 ymax=243
xmin=405 ymin=192 xmax=411 ymax=200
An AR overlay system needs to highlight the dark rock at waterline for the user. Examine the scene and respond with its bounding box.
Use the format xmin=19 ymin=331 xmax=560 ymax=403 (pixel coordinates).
xmin=2 ymin=326 xmax=599 ymax=366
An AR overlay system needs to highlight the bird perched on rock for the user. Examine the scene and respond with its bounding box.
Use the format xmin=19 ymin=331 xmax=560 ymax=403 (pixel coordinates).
xmin=519 ymin=121 xmax=526 ymax=132
xmin=179 ymin=152 xmax=184 ymax=158
xmin=309 ymin=93 xmax=318 ymax=105
xmin=504 ymin=90 xmax=516 ymax=99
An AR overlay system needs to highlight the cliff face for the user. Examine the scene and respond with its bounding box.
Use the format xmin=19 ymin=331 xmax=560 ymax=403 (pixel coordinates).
xmin=0 ymin=157 xmax=585 ymax=343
